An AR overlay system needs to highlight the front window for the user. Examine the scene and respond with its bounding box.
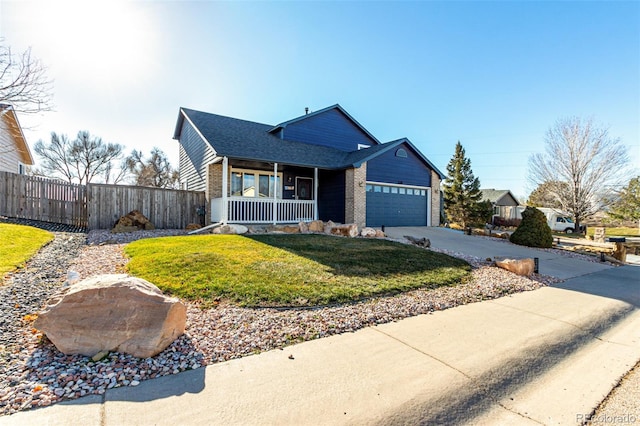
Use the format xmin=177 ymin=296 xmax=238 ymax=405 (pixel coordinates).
xmin=230 ymin=168 xmax=282 ymax=198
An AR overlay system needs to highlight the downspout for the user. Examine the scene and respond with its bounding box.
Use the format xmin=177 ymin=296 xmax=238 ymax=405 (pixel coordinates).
xmin=222 ymin=156 xmax=228 ymax=224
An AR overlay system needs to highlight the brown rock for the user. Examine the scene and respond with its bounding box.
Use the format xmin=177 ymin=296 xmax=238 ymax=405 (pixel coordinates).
xmin=307 ymin=220 xmax=324 ymax=233
xmin=330 ymin=223 xmax=359 ymax=238
xmin=298 ymin=222 xmax=309 ymax=233
xmin=324 ymin=220 xmax=336 ymax=234
xmin=34 ymin=274 xmax=186 ymax=358
xmin=185 ymin=223 xmax=201 ymax=231
xmin=375 ymin=230 xmax=386 ymax=238
xmin=495 ymin=258 xmax=535 ymax=276
xmin=404 ymin=235 xmax=431 ymax=247
xmin=112 ymin=210 xmax=155 ymax=233
xmin=281 ymin=225 xmax=300 ymax=234
xmin=361 ymin=227 xmax=377 ymax=238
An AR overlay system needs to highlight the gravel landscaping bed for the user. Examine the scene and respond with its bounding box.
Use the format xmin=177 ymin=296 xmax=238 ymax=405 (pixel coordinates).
xmin=1 ymin=229 xmax=561 ymax=416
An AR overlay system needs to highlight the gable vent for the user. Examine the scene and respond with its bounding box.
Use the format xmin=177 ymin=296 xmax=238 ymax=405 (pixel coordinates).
xmin=395 ymin=148 xmax=408 ymax=158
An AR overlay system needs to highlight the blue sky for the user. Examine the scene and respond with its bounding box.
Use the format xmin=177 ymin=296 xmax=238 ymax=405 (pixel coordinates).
xmin=1 ymin=0 xmax=638 ymax=199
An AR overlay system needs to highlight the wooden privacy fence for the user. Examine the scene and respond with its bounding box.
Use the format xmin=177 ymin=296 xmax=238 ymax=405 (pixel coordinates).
xmin=0 ymin=171 xmax=206 ymax=229
xmin=87 ymin=183 xmax=205 ymax=229
xmin=0 ymin=171 xmax=87 ymax=227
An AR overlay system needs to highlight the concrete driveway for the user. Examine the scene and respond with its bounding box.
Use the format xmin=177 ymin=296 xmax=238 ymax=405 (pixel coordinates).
xmin=384 ymin=226 xmax=613 ymax=279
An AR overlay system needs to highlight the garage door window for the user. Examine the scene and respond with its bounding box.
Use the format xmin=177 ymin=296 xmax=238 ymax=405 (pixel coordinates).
xmin=366 ymin=183 xmax=427 ymax=196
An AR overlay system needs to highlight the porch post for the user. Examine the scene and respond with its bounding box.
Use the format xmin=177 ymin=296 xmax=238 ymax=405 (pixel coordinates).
xmin=221 ymin=156 xmax=228 ymax=224
xmin=314 ymin=167 xmax=319 ymax=220
xmin=273 ymin=162 xmax=278 ymax=225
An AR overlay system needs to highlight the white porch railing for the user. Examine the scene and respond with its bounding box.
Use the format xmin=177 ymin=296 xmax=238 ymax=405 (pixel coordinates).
xmin=212 ymin=197 xmax=315 ymax=224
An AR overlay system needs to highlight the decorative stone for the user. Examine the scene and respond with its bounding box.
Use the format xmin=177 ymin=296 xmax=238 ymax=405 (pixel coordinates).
xmin=185 ymin=223 xmax=202 ymax=231
xmin=494 ymin=258 xmax=535 ymax=276
xmin=298 ymin=222 xmax=309 ymax=233
xmin=361 ymin=227 xmax=377 ymax=238
xmin=281 ymin=225 xmax=300 ymax=234
xmin=404 ymin=235 xmax=431 ymax=247
xmin=330 ymin=223 xmax=359 ymax=238
xmin=34 ymin=274 xmax=186 ymax=358
xmin=324 ymin=220 xmax=336 ymax=234
xmin=307 ymin=220 xmax=325 ymax=233
xmin=212 ymin=224 xmax=248 ymax=234
xmin=112 ymin=210 xmax=155 ymax=233
xmin=375 ymin=230 xmax=386 ymax=238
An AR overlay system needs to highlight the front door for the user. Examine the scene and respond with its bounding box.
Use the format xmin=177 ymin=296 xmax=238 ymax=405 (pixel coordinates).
xmin=296 ymin=177 xmax=313 ymax=200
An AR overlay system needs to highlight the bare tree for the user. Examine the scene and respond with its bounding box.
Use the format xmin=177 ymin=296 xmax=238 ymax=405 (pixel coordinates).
xmin=528 ymin=117 xmax=629 ymax=229
xmin=0 ymin=40 xmax=53 ymax=114
xmin=34 ymin=131 xmax=126 ymax=185
xmin=126 ymin=147 xmax=179 ymax=188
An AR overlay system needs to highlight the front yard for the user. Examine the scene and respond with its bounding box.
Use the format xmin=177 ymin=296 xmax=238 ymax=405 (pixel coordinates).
xmin=123 ymin=234 xmax=472 ymax=307
xmin=0 ymin=223 xmax=53 ymax=278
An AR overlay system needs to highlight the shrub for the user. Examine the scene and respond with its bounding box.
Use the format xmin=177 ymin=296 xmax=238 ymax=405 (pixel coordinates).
xmin=509 ymin=206 xmax=553 ymax=248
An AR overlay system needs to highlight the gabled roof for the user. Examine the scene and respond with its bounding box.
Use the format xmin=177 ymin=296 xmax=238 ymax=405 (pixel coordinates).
xmin=481 ymin=189 xmax=520 ymax=205
xmin=0 ymin=104 xmax=34 ymax=165
xmin=174 ymin=107 xmax=354 ymax=169
xmin=268 ymin=104 xmax=381 ymax=145
xmin=344 ymin=138 xmax=445 ymax=179
xmin=174 ymin=107 xmax=443 ymax=176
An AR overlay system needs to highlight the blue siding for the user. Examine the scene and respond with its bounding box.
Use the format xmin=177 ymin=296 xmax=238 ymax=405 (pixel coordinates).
xmin=283 ymin=109 xmax=377 ymax=152
xmin=366 ymin=143 xmax=432 ymax=187
xmin=178 ymin=120 xmax=216 ymax=191
xmin=318 ymin=169 xmax=345 ymax=223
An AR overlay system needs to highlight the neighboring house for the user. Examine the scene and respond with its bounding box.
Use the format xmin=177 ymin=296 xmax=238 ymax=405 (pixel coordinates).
xmin=481 ymin=188 xmax=520 ymax=221
xmin=0 ymin=104 xmax=33 ymax=175
xmin=173 ymin=104 xmax=444 ymax=228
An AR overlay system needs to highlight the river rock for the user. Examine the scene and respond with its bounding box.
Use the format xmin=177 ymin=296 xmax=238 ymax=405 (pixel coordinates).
xmin=34 ymin=274 xmax=186 ymax=358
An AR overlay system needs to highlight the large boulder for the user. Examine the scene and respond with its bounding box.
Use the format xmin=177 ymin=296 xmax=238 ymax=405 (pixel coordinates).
xmin=307 ymin=220 xmax=325 ymax=233
xmin=495 ymin=258 xmax=535 ymax=276
xmin=360 ymin=227 xmax=377 ymax=238
xmin=112 ymin=210 xmax=155 ymax=233
xmin=34 ymin=274 xmax=186 ymax=358
xmin=330 ymin=223 xmax=359 ymax=238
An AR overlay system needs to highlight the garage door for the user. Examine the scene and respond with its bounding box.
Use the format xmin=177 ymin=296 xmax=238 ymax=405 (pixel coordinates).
xmin=366 ymin=183 xmax=428 ymax=227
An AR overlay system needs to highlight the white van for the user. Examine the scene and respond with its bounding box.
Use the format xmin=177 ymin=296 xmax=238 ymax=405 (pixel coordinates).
xmin=516 ymin=207 xmax=577 ymax=233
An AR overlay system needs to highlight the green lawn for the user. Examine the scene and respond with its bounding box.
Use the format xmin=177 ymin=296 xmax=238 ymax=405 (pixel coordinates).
xmin=0 ymin=223 xmax=54 ymax=278
xmin=555 ymin=226 xmax=640 ymax=239
xmin=124 ymin=234 xmax=471 ymax=307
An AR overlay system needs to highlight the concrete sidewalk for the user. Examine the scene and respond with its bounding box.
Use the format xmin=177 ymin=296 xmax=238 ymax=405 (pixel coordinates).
xmin=2 ymin=266 xmax=638 ymax=425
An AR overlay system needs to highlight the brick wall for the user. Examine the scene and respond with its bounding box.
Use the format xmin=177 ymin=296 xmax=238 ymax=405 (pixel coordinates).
xmin=345 ymin=163 xmax=367 ymax=228
xmin=431 ymin=170 xmax=441 ymax=226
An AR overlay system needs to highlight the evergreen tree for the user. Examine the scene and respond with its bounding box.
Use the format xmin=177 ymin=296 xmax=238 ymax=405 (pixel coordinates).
xmin=510 ymin=206 xmax=553 ymax=248
xmin=607 ymin=176 xmax=640 ymax=227
xmin=443 ymin=141 xmax=482 ymax=228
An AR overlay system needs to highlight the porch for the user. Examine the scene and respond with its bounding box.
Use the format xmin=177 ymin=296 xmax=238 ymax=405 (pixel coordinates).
xmin=209 ymin=157 xmax=319 ymax=225
xmin=212 ymin=197 xmax=316 ymax=224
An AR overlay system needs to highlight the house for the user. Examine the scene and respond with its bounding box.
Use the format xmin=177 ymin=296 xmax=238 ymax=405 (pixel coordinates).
xmin=0 ymin=104 xmax=33 ymax=174
xmin=481 ymin=188 xmax=520 ymax=221
xmin=173 ymin=104 xmax=444 ymax=228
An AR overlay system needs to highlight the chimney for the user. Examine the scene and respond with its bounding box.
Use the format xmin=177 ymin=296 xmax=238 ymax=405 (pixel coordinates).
xmin=305 ymin=107 xmax=309 ymax=115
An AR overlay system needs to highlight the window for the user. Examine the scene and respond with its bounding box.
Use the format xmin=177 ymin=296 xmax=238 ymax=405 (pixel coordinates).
xmin=230 ymin=168 xmax=282 ymax=198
